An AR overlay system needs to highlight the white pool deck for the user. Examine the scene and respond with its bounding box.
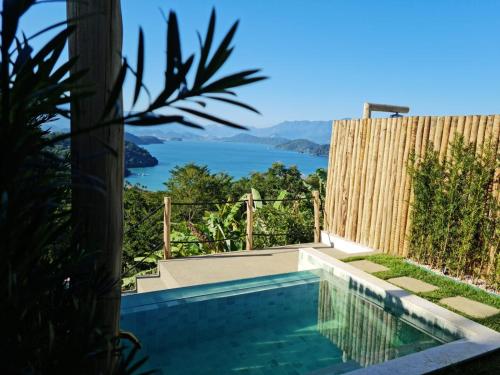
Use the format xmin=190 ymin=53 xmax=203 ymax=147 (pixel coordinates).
xmin=136 ymin=242 xmax=375 ymax=293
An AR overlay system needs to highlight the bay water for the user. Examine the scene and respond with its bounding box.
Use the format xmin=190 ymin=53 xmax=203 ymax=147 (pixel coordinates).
xmin=126 ymin=140 xmax=328 ymax=191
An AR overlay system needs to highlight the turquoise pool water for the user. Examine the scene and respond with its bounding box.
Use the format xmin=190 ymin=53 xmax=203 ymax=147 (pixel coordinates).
xmin=121 ymin=271 xmax=460 ymax=374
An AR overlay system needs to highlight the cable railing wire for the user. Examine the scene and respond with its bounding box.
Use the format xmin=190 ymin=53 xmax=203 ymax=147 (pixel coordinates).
xmin=124 ymin=203 xmax=164 ymax=235
xmin=123 ymin=193 xmax=325 ymax=281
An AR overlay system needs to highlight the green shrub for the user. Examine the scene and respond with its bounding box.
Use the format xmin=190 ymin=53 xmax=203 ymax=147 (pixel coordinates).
xmin=408 ymin=136 xmax=499 ymax=287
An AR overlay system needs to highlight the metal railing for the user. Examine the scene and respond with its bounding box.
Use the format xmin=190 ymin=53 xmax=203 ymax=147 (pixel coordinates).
xmin=122 ymin=191 xmax=323 ymax=281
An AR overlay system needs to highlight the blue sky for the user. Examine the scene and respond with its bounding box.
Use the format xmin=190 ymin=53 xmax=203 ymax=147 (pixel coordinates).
xmin=19 ymin=0 xmax=500 ymax=127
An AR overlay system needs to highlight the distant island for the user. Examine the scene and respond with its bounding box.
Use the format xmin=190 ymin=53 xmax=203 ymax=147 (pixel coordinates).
xmin=124 ymin=141 xmax=158 ymax=177
xmin=46 ymin=132 xmax=158 ymax=178
xmin=218 ymin=134 xmax=330 ymax=157
xmin=125 ymin=132 xmax=163 ymax=145
xmin=276 ymin=139 xmax=330 ymax=157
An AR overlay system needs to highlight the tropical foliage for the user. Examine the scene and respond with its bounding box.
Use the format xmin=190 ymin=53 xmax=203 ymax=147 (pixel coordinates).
xmin=2 ymin=1 xmax=265 ymax=373
xmin=123 ymin=163 xmax=326 ymax=289
xmin=408 ymin=136 xmax=499 ymax=288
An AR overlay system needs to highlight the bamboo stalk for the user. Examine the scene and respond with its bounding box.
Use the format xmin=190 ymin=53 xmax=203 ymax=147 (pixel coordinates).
xmin=333 ymin=121 xmax=346 ymax=233
xmin=356 ymin=119 xmax=371 ymax=243
xmin=395 ymin=118 xmax=413 ymax=255
xmin=346 ymin=120 xmax=361 ymax=239
xmin=476 ymin=115 xmax=488 ymax=155
xmin=439 ymin=116 xmax=452 ymax=161
xmin=362 ymin=119 xmax=378 ymax=245
xmin=374 ymin=118 xmax=391 ymax=250
xmin=463 ymin=115 xmax=473 ymax=144
xmin=433 ymin=116 xmax=444 ymax=152
xmin=386 ymin=118 xmax=403 ymax=253
xmin=469 ymin=115 xmax=480 ymax=146
xmin=340 ymin=121 xmax=356 ymax=236
xmin=402 ymin=117 xmax=419 ymax=256
xmin=390 ymin=117 xmax=408 ymax=254
xmin=369 ymin=118 xmax=386 ymax=248
xmin=446 ymin=116 xmax=459 ymax=161
xmin=381 ymin=118 xmax=397 ymax=252
xmin=325 ymin=121 xmax=339 ymax=231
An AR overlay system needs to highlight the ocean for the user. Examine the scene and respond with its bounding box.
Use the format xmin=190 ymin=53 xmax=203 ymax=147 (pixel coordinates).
xmin=126 ymin=140 xmax=328 ymax=191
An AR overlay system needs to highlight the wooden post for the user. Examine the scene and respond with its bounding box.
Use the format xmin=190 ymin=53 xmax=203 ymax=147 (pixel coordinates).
xmin=163 ymin=196 xmax=171 ymax=259
xmin=246 ymin=192 xmax=253 ymax=250
xmin=313 ymin=190 xmax=321 ymax=243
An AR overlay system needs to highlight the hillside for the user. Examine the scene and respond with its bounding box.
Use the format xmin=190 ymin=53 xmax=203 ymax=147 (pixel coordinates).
xmin=124 ymin=141 xmax=158 ymax=169
xmin=46 ymin=132 xmax=158 ymax=177
xmin=125 ymin=132 xmax=163 ymax=145
xmin=276 ymin=139 xmax=330 ymax=157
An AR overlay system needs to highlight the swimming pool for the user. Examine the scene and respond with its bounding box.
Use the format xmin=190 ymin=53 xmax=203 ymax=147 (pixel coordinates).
xmin=121 ymin=268 xmax=461 ymax=374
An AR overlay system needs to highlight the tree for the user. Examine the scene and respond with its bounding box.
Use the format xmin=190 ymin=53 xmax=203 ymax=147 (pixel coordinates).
xmin=66 ymin=4 xmax=125 ymax=370
xmin=233 ymin=162 xmax=309 ymax=199
xmin=165 ymin=163 xmax=233 ymax=221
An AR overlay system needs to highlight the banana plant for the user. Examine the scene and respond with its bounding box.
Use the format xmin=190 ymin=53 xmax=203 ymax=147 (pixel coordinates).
xmin=203 ymin=200 xmax=245 ymax=252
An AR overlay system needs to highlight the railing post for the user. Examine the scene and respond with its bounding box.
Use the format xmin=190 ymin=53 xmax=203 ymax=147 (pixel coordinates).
xmin=163 ymin=196 xmax=171 ymax=259
xmin=313 ymin=190 xmax=321 ymax=243
xmin=246 ymin=192 xmax=253 ymax=250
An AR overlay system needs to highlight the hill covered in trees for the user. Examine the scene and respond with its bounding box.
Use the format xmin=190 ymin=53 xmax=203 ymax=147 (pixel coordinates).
xmin=276 ymin=139 xmax=330 ymax=156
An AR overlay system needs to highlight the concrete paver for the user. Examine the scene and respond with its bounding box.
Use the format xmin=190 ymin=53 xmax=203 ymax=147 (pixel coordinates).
xmin=348 ymin=260 xmax=389 ymax=274
xmin=440 ymin=296 xmax=499 ymax=319
xmin=388 ymin=276 xmax=438 ymax=293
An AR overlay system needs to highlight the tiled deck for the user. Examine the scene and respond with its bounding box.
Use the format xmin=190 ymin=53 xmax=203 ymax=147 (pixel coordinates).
xmin=136 ymin=243 xmax=375 ymax=293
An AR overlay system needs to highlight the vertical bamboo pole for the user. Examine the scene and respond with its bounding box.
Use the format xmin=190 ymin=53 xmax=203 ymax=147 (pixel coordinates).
xmin=470 ymin=115 xmax=480 ymax=146
xmin=390 ymin=117 xmax=407 ymax=254
xmin=374 ymin=118 xmax=390 ymax=250
xmin=476 ymin=115 xmax=488 ymax=155
xmin=369 ymin=118 xmax=385 ymax=248
xmin=324 ymin=121 xmax=338 ymax=231
xmin=446 ymin=116 xmax=459 ymax=161
xmin=439 ymin=116 xmax=452 ymax=161
xmin=163 ymin=196 xmax=171 ymax=259
xmin=313 ymin=190 xmax=321 ymax=243
xmin=362 ymin=119 xmax=379 ymax=245
xmin=356 ymin=119 xmax=371 ymax=243
xmin=463 ymin=115 xmax=473 ymax=144
xmin=246 ymin=192 xmax=254 ymax=250
xmin=402 ymin=117 xmax=419 ymax=256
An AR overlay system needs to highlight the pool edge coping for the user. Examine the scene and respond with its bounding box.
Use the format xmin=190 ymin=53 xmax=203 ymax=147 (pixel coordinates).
xmin=298 ymin=247 xmax=500 ymax=375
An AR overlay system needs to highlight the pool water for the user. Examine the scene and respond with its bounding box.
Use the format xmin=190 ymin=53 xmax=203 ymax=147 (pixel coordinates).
xmin=121 ymin=271 xmax=460 ymax=375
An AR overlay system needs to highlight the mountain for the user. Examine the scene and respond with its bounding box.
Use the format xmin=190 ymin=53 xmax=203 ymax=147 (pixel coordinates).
xmin=124 ymin=141 xmax=158 ymax=170
xmin=219 ymin=133 xmax=288 ymax=146
xmin=252 ymin=121 xmax=332 ymax=144
xmin=125 ymin=120 xmax=333 ymax=144
xmin=46 ymin=117 xmax=333 ymax=144
xmin=125 ymin=132 xmax=163 ymax=145
xmin=276 ymin=139 xmax=330 ymax=157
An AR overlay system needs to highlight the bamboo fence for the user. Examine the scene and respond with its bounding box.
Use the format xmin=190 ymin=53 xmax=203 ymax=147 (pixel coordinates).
xmin=324 ymin=114 xmax=500 ymax=257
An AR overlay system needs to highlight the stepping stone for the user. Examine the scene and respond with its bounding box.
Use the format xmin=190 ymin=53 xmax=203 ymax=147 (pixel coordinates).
xmin=348 ymin=260 xmax=388 ymax=273
xmin=440 ymin=296 xmax=499 ymax=319
xmin=388 ymin=276 xmax=438 ymax=293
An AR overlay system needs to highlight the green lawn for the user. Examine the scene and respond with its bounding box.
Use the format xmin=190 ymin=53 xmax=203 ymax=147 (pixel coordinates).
xmin=343 ymin=254 xmax=500 ymax=332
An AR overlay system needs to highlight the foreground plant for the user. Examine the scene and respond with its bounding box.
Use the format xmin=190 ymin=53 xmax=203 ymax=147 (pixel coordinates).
xmin=408 ymin=136 xmax=499 ymax=288
xmin=1 ymin=1 xmax=265 ymax=373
